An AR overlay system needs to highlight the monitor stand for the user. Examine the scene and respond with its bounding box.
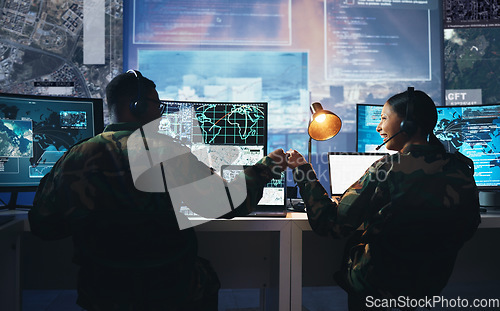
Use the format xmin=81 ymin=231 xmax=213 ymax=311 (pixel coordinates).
xmin=0 ymin=192 xmax=19 ymax=210
xmin=7 ymin=191 xmax=18 ymax=210
xmin=0 ymin=190 xmax=35 ymax=210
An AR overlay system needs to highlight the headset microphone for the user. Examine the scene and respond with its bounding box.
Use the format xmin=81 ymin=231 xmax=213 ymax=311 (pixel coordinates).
xmin=375 ymin=130 xmax=403 ymax=151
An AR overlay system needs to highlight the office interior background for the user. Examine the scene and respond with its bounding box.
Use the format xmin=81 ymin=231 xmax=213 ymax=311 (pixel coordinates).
xmin=1 ymin=0 xmax=500 ymax=310
xmin=1 ymin=0 xmax=500 ymax=188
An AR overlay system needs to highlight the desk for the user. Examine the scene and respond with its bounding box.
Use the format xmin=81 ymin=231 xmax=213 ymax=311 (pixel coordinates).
xmin=5 ymin=211 xmax=296 ymax=311
xmin=288 ymin=211 xmax=500 ymax=311
xmin=3 ymin=210 xmax=500 ymax=311
xmin=193 ymin=216 xmax=294 ymax=310
xmin=0 ymin=213 xmax=24 ymax=311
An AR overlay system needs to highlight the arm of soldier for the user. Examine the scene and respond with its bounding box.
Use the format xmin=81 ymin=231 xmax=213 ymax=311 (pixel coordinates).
xmin=28 ymin=138 xmax=116 ymax=240
xmin=287 ymin=150 xmax=339 ymax=236
xmin=292 ymin=163 xmax=339 ymax=236
xmin=451 ymin=154 xmax=481 ymax=242
xmin=334 ymin=168 xmax=380 ymax=235
xmin=29 ymin=152 xmax=83 ymax=240
xmin=288 ymin=150 xmax=378 ymax=238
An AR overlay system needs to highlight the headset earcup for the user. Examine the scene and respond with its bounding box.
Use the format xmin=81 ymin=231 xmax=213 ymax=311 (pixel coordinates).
xmin=130 ymin=100 xmax=147 ymax=116
xmin=127 ymin=69 xmax=147 ymax=117
xmin=401 ymin=86 xmax=417 ymax=137
xmin=400 ymin=120 xmax=417 ymax=137
xmin=130 ymin=101 xmax=138 ymax=115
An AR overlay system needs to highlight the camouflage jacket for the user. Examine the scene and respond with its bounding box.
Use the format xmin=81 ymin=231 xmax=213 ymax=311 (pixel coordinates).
xmin=294 ymin=144 xmax=481 ymax=298
xmin=29 ymin=121 xmax=279 ymax=271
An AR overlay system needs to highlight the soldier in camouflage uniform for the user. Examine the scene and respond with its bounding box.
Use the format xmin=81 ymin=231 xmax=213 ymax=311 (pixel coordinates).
xmin=29 ymin=71 xmax=288 ymax=311
xmin=287 ymin=89 xmax=480 ymax=310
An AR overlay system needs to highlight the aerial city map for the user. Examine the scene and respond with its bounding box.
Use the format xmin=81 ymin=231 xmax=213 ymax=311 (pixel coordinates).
xmin=444 ymin=0 xmax=500 ymax=104
xmin=0 ymin=0 xmax=123 ymax=106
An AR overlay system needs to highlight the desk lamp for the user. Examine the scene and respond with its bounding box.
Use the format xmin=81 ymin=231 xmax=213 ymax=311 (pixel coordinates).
xmin=308 ymin=102 xmax=342 ymax=163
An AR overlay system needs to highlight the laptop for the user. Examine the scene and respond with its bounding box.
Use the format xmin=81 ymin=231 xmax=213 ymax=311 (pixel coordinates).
xmin=222 ymin=165 xmax=287 ymax=217
xmin=328 ymin=152 xmax=387 ymax=197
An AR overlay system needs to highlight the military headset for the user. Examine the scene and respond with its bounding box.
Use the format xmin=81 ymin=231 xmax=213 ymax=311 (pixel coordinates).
xmin=400 ymin=86 xmax=417 ymax=137
xmin=126 ymin=69 xmax=148 ymax=117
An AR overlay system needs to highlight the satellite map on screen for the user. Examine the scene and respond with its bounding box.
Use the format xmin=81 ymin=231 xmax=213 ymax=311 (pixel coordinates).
xmin=444 ymin=27 xmax=500 ymax=104
xmin=0 ymin=0 xmax=122 ymax=103
xmin=0 ymin=102 xmax=90 ymax=176
xmin=444 ymin=0 xmax=500 ymax=104
xmin=0 ymin=119 xmax=33 ymax=158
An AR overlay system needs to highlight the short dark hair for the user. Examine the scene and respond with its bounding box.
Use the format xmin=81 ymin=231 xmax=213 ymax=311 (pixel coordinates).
xmin=105 ymin=71 xmax=156 ymax=116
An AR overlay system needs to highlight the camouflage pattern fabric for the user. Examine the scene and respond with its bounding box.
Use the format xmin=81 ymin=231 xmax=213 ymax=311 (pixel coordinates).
xmin=294 ymin=144 xmax=480 ymax=300
xmin=29 ymin=122 xmax=280 ymax=311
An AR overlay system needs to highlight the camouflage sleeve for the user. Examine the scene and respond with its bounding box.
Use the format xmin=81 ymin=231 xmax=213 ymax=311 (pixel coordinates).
xmin=29 ymin=147 xmax=91 ymax=240
xmin=294 ymin=162 xmax=380 ymax=238
xmin=449 ymin=152 xmax=481 ymax=242
xmin=29 ymin=132 xmax=135 ymax=240
xmin=220 ymin=156 xmax=281 ymax=218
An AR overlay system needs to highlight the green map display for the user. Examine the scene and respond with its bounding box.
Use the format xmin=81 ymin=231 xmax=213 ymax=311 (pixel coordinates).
xmin=194 ymin=104 xmax=265 ymax=145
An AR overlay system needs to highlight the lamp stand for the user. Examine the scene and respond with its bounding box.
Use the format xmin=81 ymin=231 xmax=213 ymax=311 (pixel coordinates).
xmin=308 ymin=136 xmax=312 ymax=164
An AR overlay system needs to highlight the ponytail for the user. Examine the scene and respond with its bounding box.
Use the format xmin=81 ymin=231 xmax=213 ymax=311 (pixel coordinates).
xmin=428 ymin=132 xmax=446 ymax=153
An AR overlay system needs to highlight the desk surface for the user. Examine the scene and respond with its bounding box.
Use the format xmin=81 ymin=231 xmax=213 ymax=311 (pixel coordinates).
xmin=2 ymin=209 xmax=500 ymax=231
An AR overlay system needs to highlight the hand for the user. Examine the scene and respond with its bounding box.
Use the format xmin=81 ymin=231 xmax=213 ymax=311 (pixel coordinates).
xmin=286 ymin=149 xmax=308 ymax=169
xmin=267 ymin=148 xmax=288 ymax=172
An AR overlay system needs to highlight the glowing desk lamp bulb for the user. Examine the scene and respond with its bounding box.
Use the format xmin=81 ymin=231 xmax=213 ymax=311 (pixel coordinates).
xmin=307 ymin=102 xmax=342 ymax=163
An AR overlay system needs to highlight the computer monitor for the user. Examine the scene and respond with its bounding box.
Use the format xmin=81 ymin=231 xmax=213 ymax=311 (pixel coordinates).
xmin=159 ymin=100 xmax=267 ymax=173
xmin=356 ymin=104 xmax=387 ymax=153
xmin=356 ymin=103 xmax=500 ymax=189
xmin=0 ymin=93 xmax=104 ymax=193
xmin=159 ymin=100 xmax=286 ymax=216
xmin=434 ymin=104 xmax=500 ymax=189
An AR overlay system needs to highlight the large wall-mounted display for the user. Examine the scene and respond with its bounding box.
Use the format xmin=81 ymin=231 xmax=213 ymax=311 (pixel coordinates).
xmin=443 ymin=0 xmax=500 ymax=105
xmin=124 ymin=0 xmax=443 ymax=161
xmin=0 ymin=1 xmax=122 ymax=110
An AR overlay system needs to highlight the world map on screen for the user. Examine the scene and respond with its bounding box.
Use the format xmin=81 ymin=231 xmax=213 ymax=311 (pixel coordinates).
xmin=435 ymin=105 xmax=500 ymax=186
xmin=194 ymin=104 xmax=265 ymax=145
